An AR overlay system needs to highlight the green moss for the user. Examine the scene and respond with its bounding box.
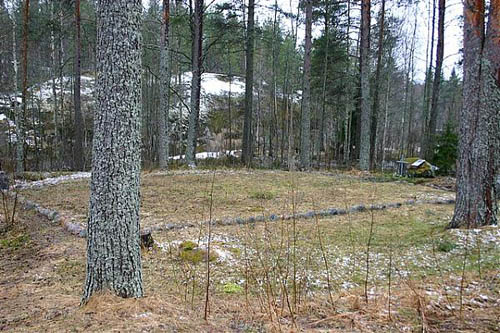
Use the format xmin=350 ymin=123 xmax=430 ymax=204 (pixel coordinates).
xmin=0 ymin=233 xmax=30 ymax=249
xmin=223 ymin=282 xmax=243 ymax=294
xmin=178 ymin=241 xmax=218 ymax=264
xmin=437 ymin=240 xmax=457 ymax=252
xmin=249 ymin=190 xmax=275 ymax=200
xmin=179 ymin=240 xmax=197 ymax=251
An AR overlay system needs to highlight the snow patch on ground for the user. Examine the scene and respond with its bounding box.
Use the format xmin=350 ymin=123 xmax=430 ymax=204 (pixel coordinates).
xmin=15 ymin=172 xmax=90 ymax=190
xmin=170 ymin=150 xmax=239 ymax=160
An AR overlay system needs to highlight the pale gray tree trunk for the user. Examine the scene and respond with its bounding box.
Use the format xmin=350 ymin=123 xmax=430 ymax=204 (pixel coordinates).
xmin=73 ymin=0 xmax=84 ymax=170
xmin=242 ymin=0 xmax=254 ymax=166
xmin=11 ymin=7 xmax=23 ymax=174
xmin=185 ymin=0 xmax=203 ymax=167
xmin=358 ymin=0 xmax=371 ymax=170
xmin=450 ymin=0 xmax=497 ymax=228
xmin=300 ymin=0 xmax=312 ymax=169
xmin=83 ymin=0 xmax=144 ymax=302
xmin=19 ymin=0 xmax=30 ymax=174
xmin=158 ymin=0 xmax=171 ymax=169
xmin=50 ymin=1 xmax=59 ymax=169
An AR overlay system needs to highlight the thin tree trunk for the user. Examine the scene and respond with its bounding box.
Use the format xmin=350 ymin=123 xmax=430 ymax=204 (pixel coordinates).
xmin=83 ymin=0 xmax=144 ymax=302
xmin=242 ymin=0 xmax=254 ymax=166
xmin=421 ymin=0 xmax=437 ymax=154
xmin=11 ymin=7 xmax=23 ymax=174
xmin=300 ymin=0 xmax=312 ymax=169
xmin=185 ymin=0 xmax=203 ymax=167
xmin=73 ymin=0 xmax=84 ymax=170
xmin=19 ymin=0 xmax=30 ymax=174
xmin=369 ymin=0 xmax=385 ymax=169
xmin=424 ymin=0 xmax=445 ymax=159
xmin=358 ymin=0 xmax=371 ymax=170
xmin=158 ymin=0 xmax=171 ymax=169
xmin=381 ymin=67 xmax=391 ymax=168
xmin=316 ymin=2 xmax=330 ymax=168
xmin=50 ymin=0 xmax=58 ymax=169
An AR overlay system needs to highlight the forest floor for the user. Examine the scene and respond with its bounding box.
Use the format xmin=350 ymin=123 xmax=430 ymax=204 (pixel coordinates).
xmin=1 ymin=170 xmax=499 ymax=332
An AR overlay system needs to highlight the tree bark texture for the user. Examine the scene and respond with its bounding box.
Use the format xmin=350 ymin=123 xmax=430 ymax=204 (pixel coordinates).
xmin=12 ymin=6 xmax=23 ymax=174
xmin=73 ymin=0 xmax=84 ymax=170
xmin=450 ymin=0 xmax=497 ymax=228
xmin=300 ymin=0 xmax=312 ymax=170
xmin=358 ymin=0 xmax=371 ymax=170
xmin=19 ymin=0 xmax=30 ymax=174
xmin=424 ymin=0 xmax=445 ymax=159
xmin=369 ymin=0 xmax=385 ymax=169
xmin=483 ymin=0 xmax=500 ymax=214
xmin=83 ymin=0 xmax=144 ymax=302
xmin=185 ymin=0 xmax=203 ymax=167
xmin=158 ymin=0 xmax=171 ymax=169
xmin=242 ymin=0 xmax=255 ymax=166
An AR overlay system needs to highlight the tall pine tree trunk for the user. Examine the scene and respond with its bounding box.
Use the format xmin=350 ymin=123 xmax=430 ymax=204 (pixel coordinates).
xmin=369 ymin=0 xmax=385 ymax=169
xmin=300 ymin=0 xmax=312 ymax=169
xmin=19 ymin=0 xmax=30 ymax=174
xmin=158 ymin=0 xmax=171 ymax=170
xmin=73 ymin=0 xmax=84 ymax=170
xmin=449 ymin=0 xmax=497 ymax=228
xmin=242 ymin=0 xmax=254 ymax=166
xmin=358 ymin=0 xmax=371 ymax=170
xmin=185 ymin=0 xmax=203 ymax=167
xmin=83 ymin=0 xmax=144 ymax=302
xmin=423 ymin=0 xmax=445 ymax=159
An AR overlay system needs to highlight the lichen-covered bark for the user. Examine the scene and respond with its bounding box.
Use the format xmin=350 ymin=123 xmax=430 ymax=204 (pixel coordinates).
xmin=158 ymin=0 xmax=171 ymax=170
xmin=242 ymin=0 xmax=255 ymax=166
xmin=450 ymin=0 xmax=497 ymax=228
xmin=358 ymin=0 xmax=371 ymax=171
xmin=300 ymin=0 xmax=312 ymax=170
xmin=83 ymin=0 xmax=143 ymax=302
xmin=185 ymin=0 xmax=203 ymax=167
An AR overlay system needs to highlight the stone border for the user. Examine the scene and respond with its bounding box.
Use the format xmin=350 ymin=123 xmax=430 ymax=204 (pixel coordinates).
xmin=6 ymin=188 xmax=456 ymax=238
xmin=4 ymin=191 xmax=87 ymax=237
xmin=149 ymin=198 xmax=456 ymax=233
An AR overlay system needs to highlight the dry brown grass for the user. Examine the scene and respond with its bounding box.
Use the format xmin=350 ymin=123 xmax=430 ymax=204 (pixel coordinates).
xmin=2 ymin=171 xmax=498 ymax=332
xmin=17 ymin=170 xmax=452 ymax=229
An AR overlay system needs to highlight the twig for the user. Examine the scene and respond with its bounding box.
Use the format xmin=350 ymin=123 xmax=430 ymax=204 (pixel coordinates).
xmin=364 ymin=187 xmax=377 ymax=303
xmin=204 ymin=170 xmax=216 ymax=321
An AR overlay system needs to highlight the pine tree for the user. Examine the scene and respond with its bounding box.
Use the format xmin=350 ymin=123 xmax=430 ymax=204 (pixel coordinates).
xmin=83 ymin=0 xmax=144 ymax=302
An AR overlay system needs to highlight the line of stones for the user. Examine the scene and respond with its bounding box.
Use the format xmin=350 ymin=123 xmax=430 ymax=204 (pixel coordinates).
xmin=149 ymin=198 xmax=456 ymax=232
xmin=7 ymin=190 xmax=455 ymax=238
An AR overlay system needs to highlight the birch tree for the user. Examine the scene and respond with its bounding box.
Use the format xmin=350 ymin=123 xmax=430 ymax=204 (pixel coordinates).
xmin=300 ymin=0 xmax=312 ymax=169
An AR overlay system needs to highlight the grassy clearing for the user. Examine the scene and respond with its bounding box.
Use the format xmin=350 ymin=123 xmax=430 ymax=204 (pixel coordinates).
xmin=2 ymin=171 xmax=498 ymax=331
xmin=17 ymin=170 xmax=453 ymax=229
